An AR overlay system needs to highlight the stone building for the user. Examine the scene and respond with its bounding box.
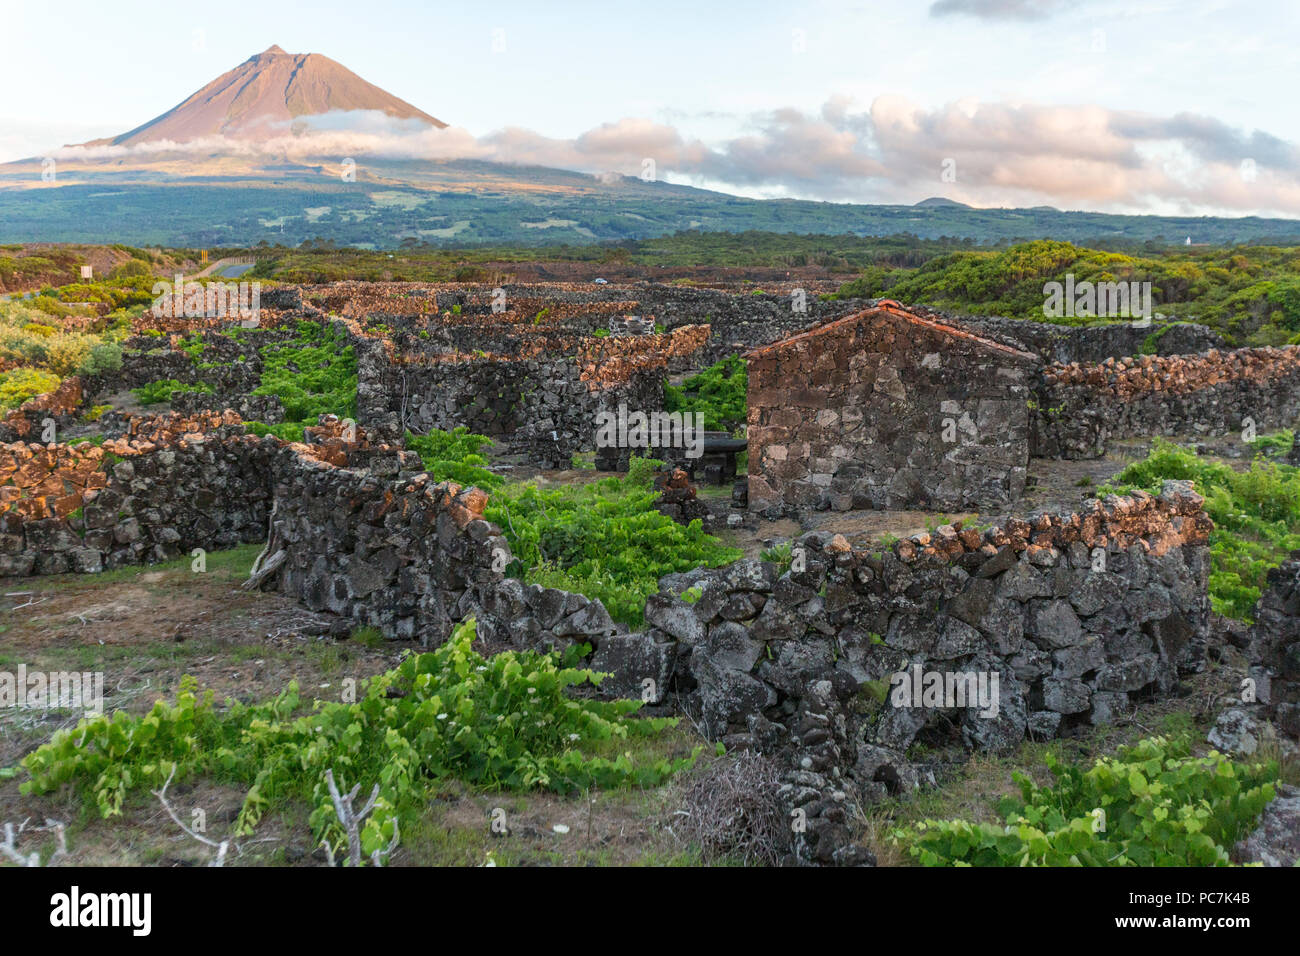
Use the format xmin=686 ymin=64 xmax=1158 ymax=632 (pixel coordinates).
xmin=745 ymin=302 xmax=1039 ymax=512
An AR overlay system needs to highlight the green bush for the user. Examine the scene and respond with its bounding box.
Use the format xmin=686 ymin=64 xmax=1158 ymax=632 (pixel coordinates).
xmin=406 ymin=427 xmax=502 ymax=489
xmin=19 ymin=619 xmax=695 ymax=862
xmin=0 ymin=300 xmax=127 ymax=378
xmin=0 ymin=367 xmax=61 ymax=413
xmin=252 ymin=320 xmax=357 ymax=423
xmin=1104 ymin=438 xmax=1300 ymax=620
xmin=664 ymin=355 xmax=747 ymax=434
xmin=402 ymin=432 xmax=742 ymax=626
xmin=893 ymin=735 xmax=1277 ymax=866
xmin=1248 ymin=429 xmax=1294 ymax=459
xmin=244 ymin=421 xmax=306 ymax=442
xmin=77 ymin=341 xmax=123 ymax=377
xmin=132 ymin=379 xmax=214 ymax=405
xmin=486 ymin=457 xmax=742 ymax=626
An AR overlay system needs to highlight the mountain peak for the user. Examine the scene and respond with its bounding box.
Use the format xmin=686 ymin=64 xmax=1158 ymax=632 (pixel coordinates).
xmin=83 ymin=46 xmax=446 ymax=147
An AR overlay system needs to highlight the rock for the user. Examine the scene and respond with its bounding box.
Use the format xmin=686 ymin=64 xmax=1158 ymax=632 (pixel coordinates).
xmin=1051 ymin=636 xmax=1106 ymax=678
xmin=933 ymin=618 xmax=986 ymax=659
xmin=721 ymin=559 xmax=778 ymax=593
xmin=590 ymin=633 xmax=676 ymax=702
xmin=1069 ymin=570 xmax=1121 ymax=616
xmin=998 ymin=560 xmax=1051 ymax=601
xmin=1235 ymin=785 xmax=1300 ymax=867
xmin=694 ymin=661 xmax=777 ymax=737
xmin=977 ymin=597 xmax=1025 ymax=655
xmin=1041 ymin=677 xmax=1091 ymax=714
xmin=948 ymin=577 xmax=995 ymax=627
xmin=1029 ymin=599 xmax=1085 ymax=649
xmin=698 ymin=621 xmax=763 ymax=673
xmin=1089 ymin=691 xmax=1129 ymax=725
xmin=553 ymin=599 xmax=616 ymax=638
xmin=885 ymin=614 xmax=940 ymax=654
xmin=1027 ymin=710 xmax=1062 ymax=739
xmin=644 ymin=592 xmax=706 ymax=644
xmin=749 ymin=596 xmax=805 ymax=643
xmin=68 ymin=547 xmax=103 ymax=574
xmin=345 ymin=558 xmax=387 ymax=598
xmin=960 ymin=673 xmax=1027 ymax=753
xmin=870 ymin=700 xmax=930 ymax=752
xmin=1207 ymin=707 xmax=1260 ymax=755
xmin=1094 ymin=653 xmax=1161 ymax=692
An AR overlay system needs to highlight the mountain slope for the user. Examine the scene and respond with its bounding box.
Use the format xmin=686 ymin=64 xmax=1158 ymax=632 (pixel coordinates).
xmin=84 ymin=45 xmax=445 ymax=147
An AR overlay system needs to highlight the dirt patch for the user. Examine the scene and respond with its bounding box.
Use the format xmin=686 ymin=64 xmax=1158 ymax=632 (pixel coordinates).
xmin=0 ymin=545 xmax=403 ymax=771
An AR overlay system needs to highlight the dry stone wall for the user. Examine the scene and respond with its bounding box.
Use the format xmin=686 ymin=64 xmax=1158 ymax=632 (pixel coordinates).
xmin=950 ymin=313 xmax=1223 ymax=364
xmin=642 ymin=481 xmax=1211 ymax=801
xmin=357 ymin=326 xmax=709 ymax=467
xmin=1032 ymin=346 xmax=1300 ymax=458
xmin=0 ymin=426 xmax=276 ymax=576
xmin=0 ymin=377 xmax=85 ymax=443
xmin=1248 ymin=554 xmax=1300 ymax=740
xmin=260 ymin=453 xmax=622 ymax=649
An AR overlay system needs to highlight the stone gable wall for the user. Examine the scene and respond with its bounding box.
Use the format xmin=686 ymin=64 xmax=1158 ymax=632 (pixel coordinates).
xmin=747 ymin=309 xmax=1036 ymax=512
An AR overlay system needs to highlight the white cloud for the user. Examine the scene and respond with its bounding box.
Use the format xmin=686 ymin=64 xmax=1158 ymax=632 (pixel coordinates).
xmin=32 ymin=98 xmax=1300 ymax=217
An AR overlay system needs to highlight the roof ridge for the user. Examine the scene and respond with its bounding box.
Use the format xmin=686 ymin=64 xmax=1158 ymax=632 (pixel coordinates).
xmin=744 ymin=300 xmax=1040 ymax=362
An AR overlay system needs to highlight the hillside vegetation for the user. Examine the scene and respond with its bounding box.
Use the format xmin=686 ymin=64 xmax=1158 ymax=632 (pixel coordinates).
xmin=835 ymin=239 xmax=1300 ymax=345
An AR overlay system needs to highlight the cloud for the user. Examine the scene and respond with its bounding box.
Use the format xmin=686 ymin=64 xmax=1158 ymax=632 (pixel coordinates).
xmin=929 ymin=0 xmax=1074 ymax=20
xmin=31 ymin=99 xmax=1300 ymax=218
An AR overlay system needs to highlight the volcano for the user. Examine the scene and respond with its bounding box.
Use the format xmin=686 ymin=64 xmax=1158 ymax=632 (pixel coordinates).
xmin=82 ymin=45 xmax=445 ymax=147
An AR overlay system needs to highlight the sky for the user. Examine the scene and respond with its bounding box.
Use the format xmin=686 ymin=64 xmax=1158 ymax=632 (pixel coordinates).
xmin=2 ymin=0 xmax=1298 ymax=216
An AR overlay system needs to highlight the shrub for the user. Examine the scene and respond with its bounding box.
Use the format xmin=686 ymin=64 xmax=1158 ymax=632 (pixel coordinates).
xmin=486 ymin=457 xmax=742 ymax=626
xmin=406 ymin=427 xmax=502 ymax=489
xmin=760 ymin=541 xmax=794 ymax=575
xmin=244 ymin=421 xmax=306 ymax=442
xmin=892 ymin=735 xmax=1277 ymax=866
xmin=132 ymin=379 xmax=214 ymax=405
xmin=20 ymin=620 xmax=695 ymax=860
xmin=109 ymin=258 xmax=153 ymax=280
xmin=677 ymin=751 xmax=787 ymax=864
xmin=77 ymin=341 xmax=123 ymax=377
xmin=402 ymin=431 xmax=741 ymax=626
xmin=252 ymin=320 xmax=357 ymax=423
xmin=664 ymin=355 xmax=747 ymax=434
xmin=0 ymin=367 xmax=61 ymax=413
xmin=1105 ymin=438 xmax=1300 ymax=620
xmin=0 ymin=300 xmax=125 ymax=378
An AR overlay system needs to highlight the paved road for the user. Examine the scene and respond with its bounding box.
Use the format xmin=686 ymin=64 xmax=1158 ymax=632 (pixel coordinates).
xmin=191 ymin=256 xmax=257 ymax=279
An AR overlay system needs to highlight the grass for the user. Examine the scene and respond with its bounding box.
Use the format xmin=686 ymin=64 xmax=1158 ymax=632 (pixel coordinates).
xmin=18 ymin=542 xmax=263 ymax=594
